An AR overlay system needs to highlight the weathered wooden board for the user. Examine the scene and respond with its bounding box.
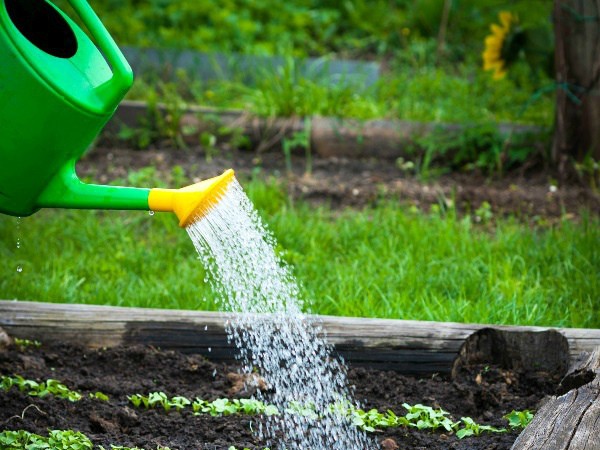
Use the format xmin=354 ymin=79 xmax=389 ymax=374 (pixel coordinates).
xmin=511 ymin=347 xmax=600 ymax=450
xmin=1 ymin=300 xmax=599 ymax=374
xmin=103 ymin=100 xmax=540 ymax=159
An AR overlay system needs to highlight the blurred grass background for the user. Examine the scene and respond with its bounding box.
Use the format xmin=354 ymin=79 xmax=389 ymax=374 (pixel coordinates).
xmin=1 ymin=1 xmax=597 ymax=329
xmin=1 ymin=174 xmax=597 ymax=328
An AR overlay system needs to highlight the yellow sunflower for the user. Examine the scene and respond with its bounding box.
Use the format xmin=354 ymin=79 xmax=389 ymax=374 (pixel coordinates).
xmin=482 ymin=11 xmax=517 ymax=79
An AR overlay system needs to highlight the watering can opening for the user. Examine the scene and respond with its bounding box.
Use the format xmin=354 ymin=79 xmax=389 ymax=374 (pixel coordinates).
xmin=5 ymin=0 xmax=77 ymax=59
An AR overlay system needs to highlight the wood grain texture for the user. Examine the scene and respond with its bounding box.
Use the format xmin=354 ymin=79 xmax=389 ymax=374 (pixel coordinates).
xmin=2 ymin=300 xmax=600 ymax=375
xmin=511 ymin=347 xmax=600 ymax=450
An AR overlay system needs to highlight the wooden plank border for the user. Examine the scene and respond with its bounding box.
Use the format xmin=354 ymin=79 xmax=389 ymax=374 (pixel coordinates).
xmin=103 ymin=100 xmax=542 ymax=159
xmin=1 ymin=300 xmax=599 ymax=374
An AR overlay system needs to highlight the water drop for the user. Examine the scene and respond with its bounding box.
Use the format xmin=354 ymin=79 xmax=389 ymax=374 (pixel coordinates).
xmin=148 ymin=210 xmax=155 ymax=216
xmin=207 ymin=347 xmax=212 ymax=352
xmin=16 ymin=217 xmax=22 ymax=250
xmin=204 ymin=325 xmax=208 ymax=331
xmin=16 ymin=265 xmax=23 ymax=273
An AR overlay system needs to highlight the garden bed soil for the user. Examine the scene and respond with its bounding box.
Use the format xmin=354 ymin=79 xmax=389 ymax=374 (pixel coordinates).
xmin=80 ymin=145 xmax=600 ymax=221
xmin=0 ymin=340 xmax=560 ymax=449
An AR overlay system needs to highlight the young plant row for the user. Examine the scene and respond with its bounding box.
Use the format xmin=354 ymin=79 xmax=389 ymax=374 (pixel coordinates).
xmin=128 ymin=391 xmax=533 ymax=438
xmin=0 ymin=429 xmax=265 ymax=450
xmin=1 ymin=375 xmax=534 ymax=439
xmin=0 ymin=429 xmax=171 ymax=450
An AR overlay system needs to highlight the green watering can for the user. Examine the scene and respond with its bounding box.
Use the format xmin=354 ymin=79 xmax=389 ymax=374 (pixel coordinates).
xmin=0 ymin=0 xmax=234 ymax=227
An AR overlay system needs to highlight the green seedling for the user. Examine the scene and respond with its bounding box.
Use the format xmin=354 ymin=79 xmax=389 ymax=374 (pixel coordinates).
xmin=402 ymin=403 xmax=457 ymax=432
xmin=455 ymin=416 xmax=506 ymax=439
xmin=128 ymin=393 xmax=191 ymax=413
xmin=90 ymin=391 xmax=110 ymax=402
xmin=0 ymin=429 xmax=171 ymax=450
xmin=170 ymin=396 xmax=191 ymax=412
xmin=1 ymin=375 xmax=81 ymax=401
xmin=127 ymin=394 xmax=147 ymax=409
xmin=207 ymin=398 xmax=239 ymax=416
xmin=13 ymin=338 xmax=42 ymax=349
xmin=147 ymin=392 xmax=170 ymax=410
xmin=504 ymin=409 xmax=534 ymax=429
xmin=128 ymin=392 xmax=518 ymax=438
xmin=0 ymin=429 xmax=49 ymax=449
xmin=351 ymin=408 xmax=389 ymax=432
xmin=48 ymin=430 xmax=93 ymax=450
xmin=285 ymin=401 xmax=318 ymax=420
xmin=192 ymin=397 xmax=278 ymax=417
xmin=0 ymin=429 xmax=93 ymax=450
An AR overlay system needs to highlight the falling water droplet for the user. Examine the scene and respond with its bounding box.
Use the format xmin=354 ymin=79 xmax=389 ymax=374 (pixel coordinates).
xmin=16 ymin=217 xmax=22 ymax=250
xmin=204 ymin=325 xmax=208 ymax=331
xmin=185 ymin=179 xmax=374 ymax=449
xmin=16 ymin=265 xmax=23 ymax=273
xmin=148 ymin=210 xmax=155 ymax=216
xmin=207 ymin=347 xmax=212 ymax=352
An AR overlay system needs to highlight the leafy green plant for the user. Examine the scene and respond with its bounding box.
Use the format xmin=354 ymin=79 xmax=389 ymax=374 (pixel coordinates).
xmin=0 ymin=429 xmax=49 ymax=449
xmin=455 ymin=417 xmax=506 ymax=438
xmin=89 ymin=391 xmax=110 ymax=402
xmin=127 ymin=392 xmax=518 ymax=438
xmin=48 ymin=430 xmax=93 ymax=450
xmin=0 ymin=429 xmax=171 ymax=450
xmin=1 ymin=375 xmax=81 ymax=402
xmin=128 ymin=392 xmax=191 ymax=413
xmin=0 ymin=429 xmax=93 ymax=450
xmin=504 ymin=409 xmax=534 ymax=429
xmin=281 ymin=118 xmax=312 ymax=175
xmin=13 ymin=338 xmax=41 ymax=350
xmin=474 ymin=201 xmax=494 ymax=224
xmin=196 ymin=397 xmax=278 ymax=416
xmin=402 ymin=403 xmax=457 ymax=432
xmin=129 ymin=394 xmax=279 ymax=417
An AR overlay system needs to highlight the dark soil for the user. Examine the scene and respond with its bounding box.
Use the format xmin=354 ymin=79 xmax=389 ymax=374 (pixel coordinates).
xmin=0 ymin=340 xmax=560 ymax=449
xmin=79 ymin=145 xmax=600 ymax=221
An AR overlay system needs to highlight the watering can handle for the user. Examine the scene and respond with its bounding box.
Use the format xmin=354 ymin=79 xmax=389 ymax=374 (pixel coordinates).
xmin=67 ymin=0 xmax=133 ymax=109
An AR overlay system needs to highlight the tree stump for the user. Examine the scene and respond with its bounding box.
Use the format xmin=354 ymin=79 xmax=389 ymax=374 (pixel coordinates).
xmin=511 ymin=347 xmax=600 ymax=450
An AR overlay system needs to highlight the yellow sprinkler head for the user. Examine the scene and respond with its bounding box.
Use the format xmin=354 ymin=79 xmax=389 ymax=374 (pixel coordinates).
xmin=148 ymin=169 xmax=235 ymax=227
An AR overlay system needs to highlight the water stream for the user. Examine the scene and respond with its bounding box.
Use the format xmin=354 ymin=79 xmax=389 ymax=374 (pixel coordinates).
xmin=186 ymin=179 xmax=373 ymax=449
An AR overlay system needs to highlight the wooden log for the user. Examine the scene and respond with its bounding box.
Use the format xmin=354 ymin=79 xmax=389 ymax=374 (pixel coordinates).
xmin=452 ymin=327 xmax=570 ymax=381
xmin=1 ymin=300 xmax=600 ymax=375
xmin=102 ymin=100 xmax=541 ymax=159
xmin=511 ymin=347 xmax=600 ymax=450
xmin=103 ymin=100 xmax=304 ymax=152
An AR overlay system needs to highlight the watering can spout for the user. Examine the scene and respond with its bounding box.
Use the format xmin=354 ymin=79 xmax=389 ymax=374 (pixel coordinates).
xmin=36 ymin=162 xmax=235 ymax=228
xmin=149 ymin=169 xmax=236 ymax=227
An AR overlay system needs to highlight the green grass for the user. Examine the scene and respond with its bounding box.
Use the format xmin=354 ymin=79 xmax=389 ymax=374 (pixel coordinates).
xmin=0 ymin=177 xmax=597 ymax=329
